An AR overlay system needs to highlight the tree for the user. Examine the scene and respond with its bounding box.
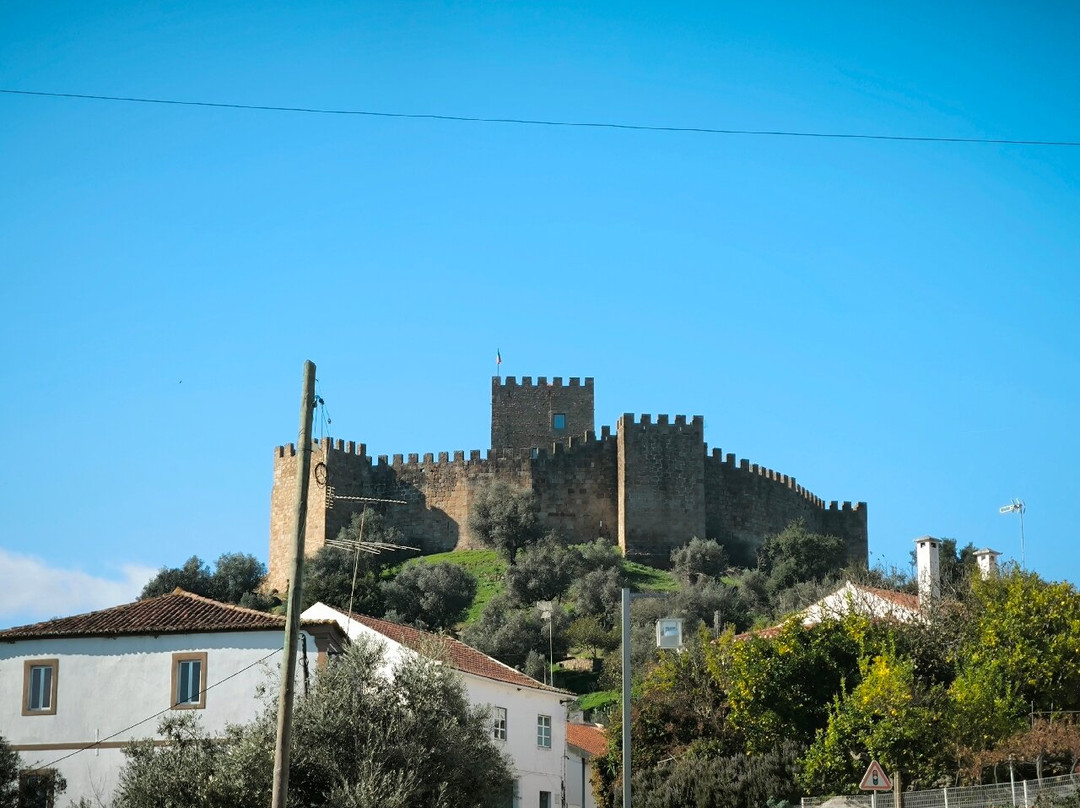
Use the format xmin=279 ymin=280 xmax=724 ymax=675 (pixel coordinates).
xmin=381 ymin=562 xmax=478 ymax=631
xmin=570 ymin=566 xmax=625 ymax=628
xmin=140 ymin=556 xmax=215 ymax=599
xmin=1 ymin=733 xmax=19 ymax=808
xmin=210 ymin=553 xmax=268 ymax=604
xmin=467 ymin=481 xmax=540 ymax=564
xmin=568 ymin=615 xmax=619 ymax=660
xmin=462 ymin=595 xmax=570 ymax=669
xmin=757 ymin=519 xmax=846 ymax=595
xmin=951 ymin=569 xmax=1080 ymax=721
xmin=505 ymin=533 xmax=580 ymax=605
xmin=301 ymin=508 xmax=409 ymax=615
xmin=301 ymin=545 xmax=385 ymax=616
xmin=627 ymin=742 xmax=804 ymax=808
xmin=576 ymin=538 xmax=623 ymax=573
xmin=799 ymin=652 xmax=952 ymax=794
xmin=140 ymin=553 xmax=274 ymax=609
xmin=671 ymin=537 xmax=728 ymax=584
xmin=113 ymin=636 xmax=514 ymax=808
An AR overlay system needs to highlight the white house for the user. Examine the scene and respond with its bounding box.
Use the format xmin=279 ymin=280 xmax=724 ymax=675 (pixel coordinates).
xmin=302 ymin=602 xmax=572 ymax=808
xmin=742 ymin=538 xmax=1005 ymax=639
xmin=566 ymin=722 xmax=606 ymax=808
xmin=0 ymin=589 xmax=342 ymax=807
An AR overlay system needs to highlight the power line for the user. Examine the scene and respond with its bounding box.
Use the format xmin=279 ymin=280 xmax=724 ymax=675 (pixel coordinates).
xmin=2 ymin=87 xmax=1078 ymax=147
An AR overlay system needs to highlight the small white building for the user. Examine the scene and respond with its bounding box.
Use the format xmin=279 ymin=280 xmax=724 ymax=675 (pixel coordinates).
xmin=566 ymin=722 xmax=606 ymax=808
xmin=0 ymin=589 xmax=342 ymax=807
xmin=303 ymin=602 xmax=572 ymax=808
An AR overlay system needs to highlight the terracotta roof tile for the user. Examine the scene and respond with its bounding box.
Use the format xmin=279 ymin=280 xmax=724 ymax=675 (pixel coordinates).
xmin=567 ymin=723 xmax=608 ymax=758
xmin=344 ymin=611 xmax=570 ymax=694
xmin=0 ymin=589 xmax=290 ymax=640
xmin=854 ymin=583 xmax=919 ymax=611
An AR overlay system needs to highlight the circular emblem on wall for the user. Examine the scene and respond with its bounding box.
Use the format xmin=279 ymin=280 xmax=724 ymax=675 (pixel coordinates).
xmin=314 ymin=462 xmax=327 ymax=486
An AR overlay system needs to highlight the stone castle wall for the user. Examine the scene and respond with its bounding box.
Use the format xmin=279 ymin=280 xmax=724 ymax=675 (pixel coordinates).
xmin=703 ymin=449 xmax=868 ymax=565
xmin=268 ymin=376 xmax=868 ymax=591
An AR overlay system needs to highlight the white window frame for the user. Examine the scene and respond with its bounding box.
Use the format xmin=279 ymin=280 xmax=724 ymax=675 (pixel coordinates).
xmin=493 ymin=706 xmax=508 ymax=741
xmin=537 ymin=714 xmax=552 ymax=748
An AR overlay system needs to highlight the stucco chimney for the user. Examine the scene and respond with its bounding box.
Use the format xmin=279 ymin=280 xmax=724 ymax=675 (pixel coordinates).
xmin=974 ymin=548 xmax=1002 ymax=580
xmin=914 ymin=536 xmax=941 ymax=608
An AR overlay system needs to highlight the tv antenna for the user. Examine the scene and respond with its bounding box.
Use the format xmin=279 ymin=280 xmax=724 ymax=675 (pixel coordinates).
xmin=998 ymin=499 xmax=1026 ymax=568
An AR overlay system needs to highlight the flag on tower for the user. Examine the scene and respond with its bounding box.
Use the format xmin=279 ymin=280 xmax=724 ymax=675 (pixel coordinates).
xmin=496 ymin=349 xmax=502 ymax=366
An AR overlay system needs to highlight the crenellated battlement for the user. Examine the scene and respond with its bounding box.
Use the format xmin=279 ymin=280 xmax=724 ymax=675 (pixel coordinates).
xmin=269 ymin=374 xmax=868 ymax=591
xmin=496 ymin=375 xmax=594 ymax=389
xmin=618 ymin=413 xmax=704 ymax=432
xmin=705 ymin=445 xmax=834 ymax=508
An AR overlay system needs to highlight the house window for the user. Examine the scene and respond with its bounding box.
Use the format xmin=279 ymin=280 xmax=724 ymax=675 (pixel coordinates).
xmin=537 ymin=714 xmax=552 ymax=748
xmin=493 ymin=706 xmax=508 ymax=741
xmin=539 ymin=790 xmax=552 ymax=808
xmin=19 ymin=769 xmax=59 ymax=808
xmin=172 ymin=652 xmax=207 ymax=709
xmin=22 ymin=660 xmax=58 ymax=716
xmin=552 ymin=413 xmax=566 ymax=431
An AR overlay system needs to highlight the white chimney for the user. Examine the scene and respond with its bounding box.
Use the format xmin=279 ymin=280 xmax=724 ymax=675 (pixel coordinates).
xmin=914 ymin=536 xmax=941 ymax=608
xmin=974 ymin=548 xmax=1002 ymax=580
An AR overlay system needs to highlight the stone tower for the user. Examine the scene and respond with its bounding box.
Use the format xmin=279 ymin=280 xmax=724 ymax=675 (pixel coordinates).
xmin=491 ymin=376 xmax=594 ymax=451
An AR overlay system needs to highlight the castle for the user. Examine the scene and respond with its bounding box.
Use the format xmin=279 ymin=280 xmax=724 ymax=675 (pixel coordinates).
xmin=268 ymin=376 xmax=868 ymax=592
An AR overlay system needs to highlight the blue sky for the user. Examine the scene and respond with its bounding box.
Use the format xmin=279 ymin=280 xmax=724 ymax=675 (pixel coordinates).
xmin=2 ymin=1 xmax=1077 ymax=626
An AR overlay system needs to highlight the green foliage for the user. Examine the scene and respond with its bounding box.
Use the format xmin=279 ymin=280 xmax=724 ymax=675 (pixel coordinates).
xmin=0 ymin=734 xmax=20 ymax=808
xmin=726 ymin=616 xmax=874 ymax=753
xmin=622 ymin=560 xmax=679 ymax=593
xmin=575 ymin=689 xmax=620 ymax=713
xmin=505 ymin=533 xmax=580 ymax=605
xmin=800 ymin=652 xmax=952 ymax=793
xmin=670 ymin=579 xmax=750 ymax=633
xmin=671 ymin=538 xmax=729 ymax=584
xmin=467 ymin=481 xmax=541 ymax=564
xmin=114 ymin=638 xmax=514 ymax=808
xmin=406 ymin=548 xmax=507 ymax=623
xmin=957 ymin=569 xmax=1080 ymax=712
xmin=627 ymin=742 xmax=805 ymax=808
xmin=461 ymin=595 xmax=570 ymax=669
xmin=381 ymin=561 xmax=478 ymax=631
xmin=757 ymin=519 xmax=847 ymax=595
xmin=301 ymin=545 xmax=385 ymax=616
xmin=570 ymin=566 xmax=626 ymax=628
xmin=141 ymin=553 xmax=274 ymax=608
xmin=568 ymin=615 xmax=619 ymax=659
xmin=576 ymin=538 xmax=624 ymax=572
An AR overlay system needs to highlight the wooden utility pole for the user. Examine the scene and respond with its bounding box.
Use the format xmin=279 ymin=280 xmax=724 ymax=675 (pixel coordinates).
xmin=271 ymin=360 xmax=316 ymax=808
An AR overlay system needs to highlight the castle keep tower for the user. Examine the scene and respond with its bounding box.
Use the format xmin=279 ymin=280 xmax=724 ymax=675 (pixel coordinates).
xmin=491 ymin=376 xmax=594 ymax=450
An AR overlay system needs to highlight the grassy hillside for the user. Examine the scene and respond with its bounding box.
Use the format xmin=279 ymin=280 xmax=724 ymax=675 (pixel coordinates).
xmin=406 ymin=548 xmax=507 ymax=622
xmin=623 ymin=560 xmax=679 ymax=592
xmin=404 ymin=548 xmax=679 ymax=626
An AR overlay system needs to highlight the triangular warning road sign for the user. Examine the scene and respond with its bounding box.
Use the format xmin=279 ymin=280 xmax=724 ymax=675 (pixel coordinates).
xmin=859 ymin=760 xmax=892 ymax=791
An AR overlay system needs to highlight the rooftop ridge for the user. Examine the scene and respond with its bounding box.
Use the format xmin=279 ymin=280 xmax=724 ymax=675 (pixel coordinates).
xmin=335 ymin=607 xmax=570 ymax=694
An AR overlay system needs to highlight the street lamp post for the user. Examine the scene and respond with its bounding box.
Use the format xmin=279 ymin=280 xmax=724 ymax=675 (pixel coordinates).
xmin=620 ymin=588 xmax=683 ymax=808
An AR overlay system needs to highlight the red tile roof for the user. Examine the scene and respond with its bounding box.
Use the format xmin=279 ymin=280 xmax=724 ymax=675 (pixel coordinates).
xmin=855 ymin=583 xmax=919 ymax=611
xmin=567 ymin=723 xmax=608 ymax=758
xmin=0 ymin=589 xmax=307 ymax=640
xmin=343 ymin=611 xmax=569 ymax=694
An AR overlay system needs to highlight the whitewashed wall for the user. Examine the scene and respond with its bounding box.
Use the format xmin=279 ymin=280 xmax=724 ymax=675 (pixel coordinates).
xmin=462 ymin=672 xmax=568 ymax=807
xmin=0 ymin=629 xmax=317 ymax=805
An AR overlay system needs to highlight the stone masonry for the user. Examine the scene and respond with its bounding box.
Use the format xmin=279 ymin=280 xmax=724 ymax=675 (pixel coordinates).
xmin=267 ymin=376 xmax=867 ymax=592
